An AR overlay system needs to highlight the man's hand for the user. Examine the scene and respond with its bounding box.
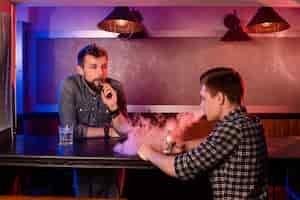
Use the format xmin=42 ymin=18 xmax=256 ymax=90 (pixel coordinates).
xmin=109 ymin=128 xmax=120 ymax=138
xmin=162 ymin=134 xmax=186 ymax=154
xmin=138 ymin=143 xmax=177 ymax=177
xmin=177 ymin=111 xmax=205 ymax=130
xmin=168 ymin=142 xmax=186 ymax=154
xmin=101 ymin=83 xmax=118 ymax=111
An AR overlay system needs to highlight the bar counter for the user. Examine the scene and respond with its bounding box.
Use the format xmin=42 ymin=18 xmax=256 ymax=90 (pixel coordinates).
xmin=0 ymin=134 xmax=154 ymax=169
xmin=0 ymin=134 xmax=299 ymax=198
xmin=0 ymin=134 xmax=300 ymax=169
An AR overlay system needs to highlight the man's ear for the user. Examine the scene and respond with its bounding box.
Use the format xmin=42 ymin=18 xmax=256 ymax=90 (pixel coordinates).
xmin=216 ymin=92 xmax=225 ymax=105
xmin=76 ymin=65 xmax=84 ymax=76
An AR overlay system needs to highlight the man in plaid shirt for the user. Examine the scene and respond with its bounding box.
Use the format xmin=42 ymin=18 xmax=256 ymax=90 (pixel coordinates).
xmin=138 ymin=67 xmax=268 ymax=199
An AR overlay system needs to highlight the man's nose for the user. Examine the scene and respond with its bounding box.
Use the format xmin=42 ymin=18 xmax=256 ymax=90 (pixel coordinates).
xmin=101 ymin=66 xmax=107 ymax=73
xmin=96 ymin=66 xmax=104 ymax=74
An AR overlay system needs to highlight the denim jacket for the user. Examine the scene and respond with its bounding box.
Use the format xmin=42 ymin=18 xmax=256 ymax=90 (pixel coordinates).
xmin=58 ymin=74 xmax=127 ymax=139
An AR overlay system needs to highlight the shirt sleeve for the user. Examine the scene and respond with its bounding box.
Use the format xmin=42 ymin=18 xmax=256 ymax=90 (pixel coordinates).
xmin=58 ymin=78 xmax=87 ymax=139
xmin=174 ymin=122 xmax=242 ymax=181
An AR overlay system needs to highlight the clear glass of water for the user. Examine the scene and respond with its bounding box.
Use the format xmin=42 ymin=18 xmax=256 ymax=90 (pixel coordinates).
xmin=58 ymin=124 xmax=74 ymax=145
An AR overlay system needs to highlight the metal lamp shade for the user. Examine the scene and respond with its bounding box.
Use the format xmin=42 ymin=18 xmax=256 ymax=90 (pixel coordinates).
xmin=98 ymin=7 xmax=144 ymax=34
xmin=247 ymin=7 xmax=290 ymax=33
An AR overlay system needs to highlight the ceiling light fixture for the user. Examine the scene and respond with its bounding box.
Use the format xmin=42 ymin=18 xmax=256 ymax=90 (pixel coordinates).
xmin=98 ymin=7 xmax=144 ymax=34
xmin=247 ymin=7 xmax=290 ymax=33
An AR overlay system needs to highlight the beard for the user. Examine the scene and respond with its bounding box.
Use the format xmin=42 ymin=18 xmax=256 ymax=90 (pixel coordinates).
xmin=85 ymin=79 xmax=103 ymax=94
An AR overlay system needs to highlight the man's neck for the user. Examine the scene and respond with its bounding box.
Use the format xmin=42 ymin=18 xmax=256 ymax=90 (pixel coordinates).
xmin=219 ymin=104 xmax=240 ymax=120
xmin=81 ymin=77 xmax=98 ymax=95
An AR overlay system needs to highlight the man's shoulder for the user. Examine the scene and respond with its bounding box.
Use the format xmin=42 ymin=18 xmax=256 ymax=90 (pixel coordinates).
xmin=216 ymin=120 xmax=241 ymax=134
xmin=64 ymin=74 xmax=81 ymax=83
xmin=63 ymin=74 xmax=82 ymax=87
xmin=107 ymin=77 xmax=121 ymax=84
xmin=236 ymin=113 xmax=261 ymax=125
xmin=107 ymin=77 xmax=123 ymax=90
xmin=222 ymin=107 xmax=260 ymax=129
xmin=60 ymin=75 xmax=84 ymax=95
xmin=227 ymin=113 xmax=263 ymax=138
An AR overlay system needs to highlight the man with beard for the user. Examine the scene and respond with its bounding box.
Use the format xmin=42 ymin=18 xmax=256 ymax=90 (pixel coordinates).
xmin=59 ymin=44 xmax=129 ymax=197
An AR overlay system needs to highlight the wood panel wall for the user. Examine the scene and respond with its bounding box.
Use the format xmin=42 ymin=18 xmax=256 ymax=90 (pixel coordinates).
xmin=262 ymin=119 xmax=300 ymax=137
xmin=184 ymin=118 xmax=300 ymax=139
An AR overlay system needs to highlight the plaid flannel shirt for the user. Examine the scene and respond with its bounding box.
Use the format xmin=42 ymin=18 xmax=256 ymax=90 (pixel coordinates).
xmin=175 ymin=106 xmax=268 ymax=200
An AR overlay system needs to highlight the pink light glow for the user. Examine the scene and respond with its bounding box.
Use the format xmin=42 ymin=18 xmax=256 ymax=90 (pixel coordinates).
xmin=113 ymin=111 xmax=204 ymax=155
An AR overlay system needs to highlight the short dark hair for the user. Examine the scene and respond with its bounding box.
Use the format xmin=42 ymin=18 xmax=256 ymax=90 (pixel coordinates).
xmin=200 ymin=67 xmax=244 ymax=105
xmin=77 ymin=44 xmax=108 ymax=66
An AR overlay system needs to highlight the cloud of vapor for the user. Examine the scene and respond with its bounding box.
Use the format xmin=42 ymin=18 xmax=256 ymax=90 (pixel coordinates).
xmin=113 ymin=111 xmax=204 ymax=155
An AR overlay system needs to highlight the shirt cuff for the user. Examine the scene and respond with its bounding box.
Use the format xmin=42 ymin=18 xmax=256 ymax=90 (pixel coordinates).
xmin=75 ymin=125 xmax=88 ymax=139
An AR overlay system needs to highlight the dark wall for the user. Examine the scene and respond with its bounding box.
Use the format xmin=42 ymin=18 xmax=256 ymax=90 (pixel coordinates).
xmin=25 ymin=37 xmax=300 ymax=112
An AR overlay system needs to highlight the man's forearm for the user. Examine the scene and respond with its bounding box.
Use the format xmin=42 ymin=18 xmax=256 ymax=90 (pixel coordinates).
xmin=86 ymin=127 xmax=105 ymax=138
xmin=77 ymin=112 xmax=130 ymax=139
xmin=85 ymin=127 xmax=119 ymax=138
